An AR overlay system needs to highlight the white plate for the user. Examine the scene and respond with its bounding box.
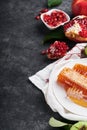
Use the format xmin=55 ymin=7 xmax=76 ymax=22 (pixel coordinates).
xmin=49 ymin=58 xmax=87 ymax=117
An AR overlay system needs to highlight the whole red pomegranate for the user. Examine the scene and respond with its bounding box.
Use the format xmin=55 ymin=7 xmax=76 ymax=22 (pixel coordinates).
xmin=72 ymin=0 xmax=87 ymax=16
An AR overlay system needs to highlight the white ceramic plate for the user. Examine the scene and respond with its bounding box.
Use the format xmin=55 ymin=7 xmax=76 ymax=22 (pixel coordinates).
xmin=49 ymin=58 xmax=87 ymax=117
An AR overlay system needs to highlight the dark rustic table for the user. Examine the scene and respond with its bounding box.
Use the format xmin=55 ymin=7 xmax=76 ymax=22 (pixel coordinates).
xmin=0 ymin=0 xmax=76 ymax=130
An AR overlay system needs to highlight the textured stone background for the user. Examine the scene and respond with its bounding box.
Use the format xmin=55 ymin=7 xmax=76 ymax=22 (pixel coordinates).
xmin=0 ymin=0 xmax=75 ymax=130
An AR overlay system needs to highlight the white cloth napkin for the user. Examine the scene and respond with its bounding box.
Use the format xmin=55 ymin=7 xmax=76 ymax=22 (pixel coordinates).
xmin=29 ymin=43 xmax=87 ymax=121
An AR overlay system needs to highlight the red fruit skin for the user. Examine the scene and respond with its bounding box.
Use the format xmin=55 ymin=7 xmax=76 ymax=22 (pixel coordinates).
xmin=72 ymin=0 xmax=87 ymax=16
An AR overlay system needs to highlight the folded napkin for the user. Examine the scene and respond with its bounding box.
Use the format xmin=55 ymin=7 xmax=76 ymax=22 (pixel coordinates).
xmin=29 ymin=43 xmax=87 ymax=121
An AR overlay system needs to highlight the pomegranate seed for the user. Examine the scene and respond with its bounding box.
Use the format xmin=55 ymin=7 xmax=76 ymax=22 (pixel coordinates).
xmin=79 ymin=30 xmax=87 ymax=38
xmin=40 ymin=8 xmax=48 ymax=13
xmin=35 ymin=8 xmax=48 ymax=20
xmin=35 ymin=15 xmax=40 ymax=20
xmin=41 ymin=50 xmax=47 ymax=55
xmin=43 ymin=10 xmax=67 ymax=27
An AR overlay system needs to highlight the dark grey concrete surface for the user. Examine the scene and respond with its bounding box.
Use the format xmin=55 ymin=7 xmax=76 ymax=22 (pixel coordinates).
xmin=0 ymin=0 xmax=76 ymax=130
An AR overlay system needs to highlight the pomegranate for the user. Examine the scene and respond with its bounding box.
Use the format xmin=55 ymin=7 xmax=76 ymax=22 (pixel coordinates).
xmin=43 ymin=11 xmax=67 ymax=27
xmin=42 ymin=41 xmax=69 ymax=59
xmin=72 ymin=0 xmax=87 ymax=16
xmin=40 ymin=9 xmax=70 ymax=30
xmin=35 ymin=8 xmax=48 ymax=20
xmin=64 ymin=15 xmax=87 ymax=42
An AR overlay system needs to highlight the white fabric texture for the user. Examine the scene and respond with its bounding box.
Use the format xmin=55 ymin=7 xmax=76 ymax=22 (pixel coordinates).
xmin=29 ymin=43 xmax=87 ymax=121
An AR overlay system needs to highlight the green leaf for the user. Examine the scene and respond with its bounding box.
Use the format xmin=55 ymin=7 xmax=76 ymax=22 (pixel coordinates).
xmin=64 ymin=125 xmax=73 ymax=130
xmin=43 ymin=28 xmax=66 ymax=43
xmin=48 ymin=0 xmax=62 ymax=7
xmin=49 ymin=117 xmax=69 ymax=127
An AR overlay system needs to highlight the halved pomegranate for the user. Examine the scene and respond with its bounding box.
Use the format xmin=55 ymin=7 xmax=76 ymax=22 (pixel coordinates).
xmin=64 ymin=15 xmax=87 ymax=42
xmin=40 ymin=9 xmax=70 ymax=30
